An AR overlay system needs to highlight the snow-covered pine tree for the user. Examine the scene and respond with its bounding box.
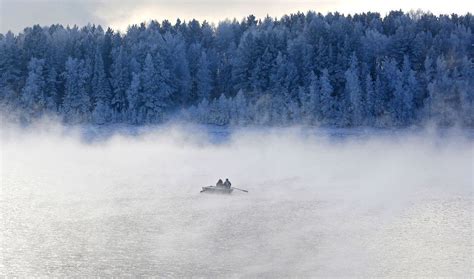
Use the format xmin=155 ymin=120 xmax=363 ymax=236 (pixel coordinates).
xmin=126 ymin=72 xmax=142 ymax=124
xmin=319 ymin=68 xmax=335 ymax=125
xmin=400 ymin=55 xmax=418 ymax=125
xmin=196 ymin=50 xmax=212 ymax=100
xmin=141 ymin=53 xmax=160 ymax=122
xmin=365 ymin=73 xmax=376 ymax=125
xmin=230 ymin=89 xmax=249 ymax=125
xmin=458 ymin=56 xmax=473 ymax=126
xmin=344 ymin=53 xmax=363 ymax=126
xmin=62 ymin=57 xmax=91 ymax=123
xmin=110 ymin=46 xmax=129 ymax=121
xmin=91 ymin=47 xmax=112 ymax=124
xmin=21 ymin=58 xmax=46 ymax=119
xmin=44 ymin=65 xmax=59 ymax=112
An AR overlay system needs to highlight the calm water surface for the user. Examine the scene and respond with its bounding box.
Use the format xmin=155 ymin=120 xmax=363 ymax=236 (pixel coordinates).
xmin=2 ymin=179 xmax=472 ymax=277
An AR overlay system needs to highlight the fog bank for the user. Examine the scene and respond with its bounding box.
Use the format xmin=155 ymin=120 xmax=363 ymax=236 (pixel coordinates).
xmin=1 ymin=123 xmax=472 ymax=276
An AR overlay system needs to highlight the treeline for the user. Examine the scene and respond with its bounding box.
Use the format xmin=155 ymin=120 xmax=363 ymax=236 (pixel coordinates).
xmin=0 ymin=11 xmax=472 ymax=126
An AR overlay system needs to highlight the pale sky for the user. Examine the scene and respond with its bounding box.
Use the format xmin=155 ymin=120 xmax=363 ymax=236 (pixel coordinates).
xmin=0 ymin=0 xmax=472 ymax=34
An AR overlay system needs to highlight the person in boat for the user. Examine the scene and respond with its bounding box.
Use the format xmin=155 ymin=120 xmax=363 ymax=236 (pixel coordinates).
xmin=216 ymin=179 xmax=224 ymax=187
xmin=224 ymin=178 xmax=231 ymax=188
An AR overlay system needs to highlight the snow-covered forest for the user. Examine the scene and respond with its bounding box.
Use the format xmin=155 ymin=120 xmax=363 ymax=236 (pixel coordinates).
xmin=0 ymin=11 xmax=472 ymax=127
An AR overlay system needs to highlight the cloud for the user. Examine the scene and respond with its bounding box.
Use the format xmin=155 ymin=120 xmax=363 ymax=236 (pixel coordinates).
xmin=0 ymin=0 xmax=105 ymax=33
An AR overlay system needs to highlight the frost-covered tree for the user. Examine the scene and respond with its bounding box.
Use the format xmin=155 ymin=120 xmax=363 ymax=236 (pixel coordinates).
xmin=344 ymin=54 xmax=363 ymax=126
xmin=161 ymin=32 xmax=190 ymax=104
xmin=426 ymin=55 xmax=472 ymax=126
xmin=0 ymin=12 xmax=472 ymax=127
xmin=250 ymin=47 xmax=275 ymax=92
xmin=319 ymin=69 xmax=335 ymax=125
xmin=458 ymin=56 xmax=473 ymax=126
xmin=195 ymin=98 xmax=211 ymax=123
xmin=232 ymin=31 xmax=257 ymax=93
xmin=126 ymin=72 xmax=142 ymax=124
xmin=91 ymin=47 xmax=112 ymax=124
xmin=21 ymin=58 xmax=46 ymax=119
xmin=196 ymin=50 xmax=212 ymax=100
xmin=110 ymin=46 xmax=129 ymax=120
xmin=206 ymin=94 xmax=231 ymax=125
xmin=400 ymin=55 xmax=418 ymax=124
xmin=0 ymin=32 xmax=21 ymax=106
xmin=373 ymin=74 xmax=385 ymax=122
xmin=365 ymin=73 xmax=376 ymax=125
xmin=308 ymin=71 xmax=321 ymax=122
xmin=230 ymin=89 xmax=249 ymax=125
xmin=299 ymin=71 xmax=320 ymax=124
xmin=44 ymin=66 xmax=59 ymax=111
xmin=380 ymin=58 xmax=403 ymax=125
xmin=141 ymin=53 xmax=161 ymax=122
xmin=62 ymin=57 xmax=91 ymax=122
xmin=141 ymin=53 xmax=172 ymax=122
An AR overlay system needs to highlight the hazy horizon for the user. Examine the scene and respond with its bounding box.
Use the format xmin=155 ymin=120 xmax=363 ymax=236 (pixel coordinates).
xmin=1 ymin=0 xmax=472 ymax=34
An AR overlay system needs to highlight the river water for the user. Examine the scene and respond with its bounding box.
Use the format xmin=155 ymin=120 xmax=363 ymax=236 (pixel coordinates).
xmin=1 ymin=126 xmax=472 ymax=276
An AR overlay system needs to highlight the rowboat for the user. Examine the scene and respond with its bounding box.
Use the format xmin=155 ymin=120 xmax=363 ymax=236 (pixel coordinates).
xmin=200 ymin=185 xmax=233 ymax=194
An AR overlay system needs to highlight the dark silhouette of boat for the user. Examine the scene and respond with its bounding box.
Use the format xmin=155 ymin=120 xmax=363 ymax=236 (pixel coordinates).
xmin=200 ymin=185 xmax=234 ymax=194
xmin=200 ymin=184 xmax=248 ymax=194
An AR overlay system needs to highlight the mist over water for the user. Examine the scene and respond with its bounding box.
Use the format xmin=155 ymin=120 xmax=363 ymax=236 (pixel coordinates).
xmin=1 ymin=123 xmax=473 ymax=277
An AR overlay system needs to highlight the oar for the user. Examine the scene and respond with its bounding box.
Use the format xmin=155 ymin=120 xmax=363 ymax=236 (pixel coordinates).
xmin=231 ymin=187 xmax=248 ymax=193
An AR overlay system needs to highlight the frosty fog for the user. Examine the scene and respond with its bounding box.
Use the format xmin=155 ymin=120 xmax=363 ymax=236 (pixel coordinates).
xmin=1 ymin=123 xmax=472 ymax=276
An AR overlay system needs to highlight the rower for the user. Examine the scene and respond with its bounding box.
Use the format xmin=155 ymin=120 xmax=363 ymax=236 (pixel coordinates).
xmin=224 ymin=178 xmax=231 ymax=188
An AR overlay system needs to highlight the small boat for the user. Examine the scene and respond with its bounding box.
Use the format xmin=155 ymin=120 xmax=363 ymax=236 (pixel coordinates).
xmin=200 ymin=185 xmax=248 ymax=194
xmin=200 ymin=185 xmax=233 ymax=194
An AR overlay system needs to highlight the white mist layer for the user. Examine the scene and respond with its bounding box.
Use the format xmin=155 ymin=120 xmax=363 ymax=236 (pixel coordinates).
xmin=1 ymin=124 xmax=473 ymax=276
